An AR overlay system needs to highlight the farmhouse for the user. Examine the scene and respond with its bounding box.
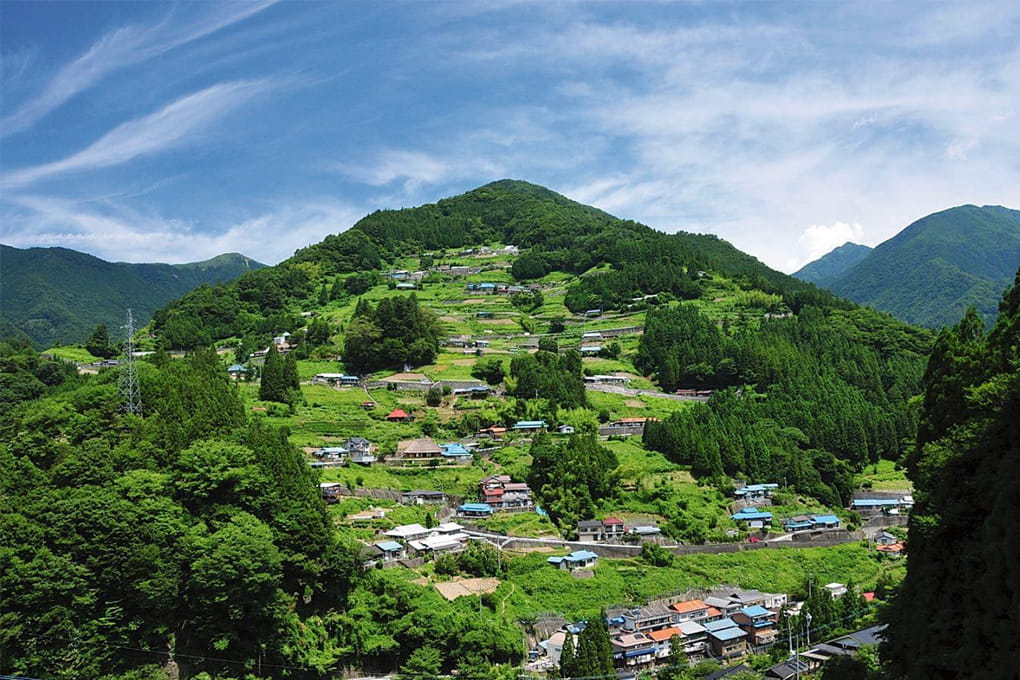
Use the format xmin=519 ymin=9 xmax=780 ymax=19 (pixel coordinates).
xmin=547 ymin=550 xmax=599 ymax=570
xmin=396 ymin=438 xmax=443 ymax=460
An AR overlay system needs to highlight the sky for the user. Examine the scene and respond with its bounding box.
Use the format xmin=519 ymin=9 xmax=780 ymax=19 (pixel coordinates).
xmin=2 ymin=1 xmax=1019 ymax=273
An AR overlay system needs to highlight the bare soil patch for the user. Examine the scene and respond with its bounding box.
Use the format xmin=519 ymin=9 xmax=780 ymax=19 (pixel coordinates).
xmin=434 ymin=577 xmax=501 ymax=600
xmin=624 ymin=399 xmax=646 ymax=408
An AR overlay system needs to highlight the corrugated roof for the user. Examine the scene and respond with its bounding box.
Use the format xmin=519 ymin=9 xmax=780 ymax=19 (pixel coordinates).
xmin=709 ymin=627 xmax=746 ymax=641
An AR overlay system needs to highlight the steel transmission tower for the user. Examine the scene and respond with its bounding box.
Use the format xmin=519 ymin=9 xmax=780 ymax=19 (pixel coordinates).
xmin=119 ymin=309 xmax=143 ymax=416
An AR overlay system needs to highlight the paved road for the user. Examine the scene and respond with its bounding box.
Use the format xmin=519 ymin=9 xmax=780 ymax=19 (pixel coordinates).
xmin=585 ymin=383 xmax=709 ymax=402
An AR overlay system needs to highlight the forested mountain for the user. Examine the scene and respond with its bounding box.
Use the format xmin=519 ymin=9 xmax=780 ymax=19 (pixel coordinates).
xmin=154 ymin=179 xmax=841 ymax=351
xmin=792 ymin=242 xmax=872 ymax=286
xmin=821 ymin=205 xmax=1020 ymax=328
xmin=1 ymin=180 xmax=938 ymax=679
xmin=882 ymin=268 xmax=1020 ymax=680
xmin=0 ymin=245 xmax=265 ymax=348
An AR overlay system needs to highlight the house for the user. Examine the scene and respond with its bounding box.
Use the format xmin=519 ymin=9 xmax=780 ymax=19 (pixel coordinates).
xmin=602 ymin=517 xmax=626 ymax=540
xmin=584 ymin=374 xmax=629 ymax=385
xmin=345 ymin=437 xmax=374 ymax=463
xmin=581 ymin=331 xmax=604 ymax=340
xmin=824 ymin=583 xmax=848 ymax=599
xmin=386 ymin=409 xmax=414 ymax=422
xmin=732 ymin=606 xmax=778 ymax=646
xmin=511 ymin=420 xmax=547 ymax=432
xmin=647 ymin=627 xmax=684 ymax=659
xmin=440 ymin=442 xmax=473 ymax=460
xmin=373 ymin=540 xmax=406 ymax=562
xmin=709 ymin=589 xmax=788 ymax=611
xmin=457 ymin=502 xmax=494 ymax=517
xmin=477 ymin=425 xmax=507 ymax=439
xmin=320 ymin=482 xmax=350 ymax=503
xmin=384 ymin=523 xmax=430 ymax=541
xmin=577 ymin=520 xmax=603 ymax=543
xmin=479 ymin=475 xmax=533 ymax=509
xmin=876 ymin=540 xmax=905 ymax=556
xmin=781 ymin=514 xmax=841 ymax=532
xmin=396 ymin=438 xmax=443 ymax=460
xmin=579 ymin=345 xmax=603 ymax=355
xmin=361 ymin=401 xmax=377 ymax=410
xmin=675 ymin=620 xmax=710 ymax=657
xmin=621 ymin=603 xmax=675 ymax=633
xmin=227 ymin=364 xmax=248 ymax=379
xmin=850 ymin=495 xmax=913 ymax=515
xmin=670 ymin=599 xmax=716 ymax=623
xmin=704 ymin=618 xmax=747 ymax=660
xmin=811 ymin=514 xmax=841 ymax=529
xmin=538 ymin=631 xmax=577 ymax=665
xmin=547 ymin=550 xmax=599 ymax=570
xmin=401 ymin=490 xmax=447 ymax=505
xmin=312 ymin=446 xmax=347 ymax=460
xmin=628 ymin=524 xmax=661 ymax=537
xmin=874 ymin=531 xmax=898 ymax=546
xmin=408 ymin=532 xmax=469 ymax=554
xmin=446 ymin=335 xmax=473 ymax=348
xmin=395 ymin=282 xmax=417 ymax=290
xmin=610 ymin=632 xmax=656 ymax=667
xmin=557 ymin=424 xmax=576 ymax=434
xmin=731 ymin=507 xmax=774 ymax=529
xmin=734 ymin=483 xmax=780 ymax=501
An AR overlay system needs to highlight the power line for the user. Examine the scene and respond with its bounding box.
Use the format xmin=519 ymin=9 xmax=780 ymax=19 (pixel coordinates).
xmin=118 ymin=309 xmax=142 ymax=417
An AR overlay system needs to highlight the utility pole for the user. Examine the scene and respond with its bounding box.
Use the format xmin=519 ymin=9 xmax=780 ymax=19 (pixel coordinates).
xmin=119 ymin=309 xmax=142 ymax=416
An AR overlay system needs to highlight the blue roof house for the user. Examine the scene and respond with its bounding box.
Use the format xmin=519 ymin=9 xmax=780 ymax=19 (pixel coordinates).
xmin=458 ymin=502 xmax=494 ymax=517
xmin=440 ymin=443 xmax=473 ymax=460
xmin=512 ymin=420 xmax=548 ymax=432
xmin=731 ymin=507 xmax=774 ymax=529
xmin=547 ymin=550 xmax=599 ymax=570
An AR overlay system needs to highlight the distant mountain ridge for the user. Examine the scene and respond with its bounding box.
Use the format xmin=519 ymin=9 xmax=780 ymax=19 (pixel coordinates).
xmin=792 ymin=242 xmax=873 ymax=287
xmin=0 ymin=245 xmax=265 ymax=348
xmin=797 ymin=205 xmax=1020 ymax=328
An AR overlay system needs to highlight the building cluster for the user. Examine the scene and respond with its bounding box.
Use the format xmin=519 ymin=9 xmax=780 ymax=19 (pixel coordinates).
xmin=576 ymin=517 xmax=661 ymax=543
xmin=363 ymin=521 xmax=471 ymax=566
xmin=536 ymin=589 xmax=788 ymax=672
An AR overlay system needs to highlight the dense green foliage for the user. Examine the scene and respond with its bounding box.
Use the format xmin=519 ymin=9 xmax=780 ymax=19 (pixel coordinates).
xmin=152 ymin=180 xmax=841 ymax=351
xmin=882 ymin=268 xmax=1020 ymax=680
xmin=792 ymin=242 xmax=873 ymax=287
xmin=642 ymin=305 xmax=929 ymax=505
xmin=826 ymin=205 xmax=1020 ymax=328
xmin=0 ymin=346 xmax=521 ymax=679
xmin=0 ymin=245 xmax=264 ymax=348
xmin=558 ymin=611 xmax=614 ymax=679
xmin=341 ymin=294 xmax=441 ymax=373
xmin=509 ymin=348 xmax=586 ymax=408
xmin=258 ymin=344 xmax=300 ymax=404
xmin=0 ymin=338 xmax=80 ymax=410
xmin=528 ymin=433 xmax=618 ymax=531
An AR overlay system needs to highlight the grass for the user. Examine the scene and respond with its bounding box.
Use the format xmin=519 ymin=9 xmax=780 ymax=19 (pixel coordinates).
xmin=855 ymin=458 xmax=913 ymax=492
xmin=498 ymin=541 xmax=893 ymax=620
xmin=43 ymin=346 xmax=101 ymax=362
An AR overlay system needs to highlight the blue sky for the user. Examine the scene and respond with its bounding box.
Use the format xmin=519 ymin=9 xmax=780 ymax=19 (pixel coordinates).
xmin=2 ymin=1 xmax=1019 ymax=272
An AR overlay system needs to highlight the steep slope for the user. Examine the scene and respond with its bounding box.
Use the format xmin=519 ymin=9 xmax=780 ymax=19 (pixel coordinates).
xmin=792 ymin=242 xmax=872 ymax=286
xmin=826 ymin=205 xmax=1020 ymax=327
xmin=156 ymin=179 xmax=842 ymax=349
xmin=883 ymin=270 xmax=1020 ymax=679
xmin=0 ymin=245 xmax=265 ymax=348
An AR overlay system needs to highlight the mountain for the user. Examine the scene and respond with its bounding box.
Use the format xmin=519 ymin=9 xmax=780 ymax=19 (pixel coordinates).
xmin=155 ymin=179 xmax=842 ymax=350
xmin=823 ymin=205 xmax=1020 ymax=328
xmin=792 ymin=242 xmax=872 ymax=286
xmin=0 ymin=245 xmax=265 ymax=348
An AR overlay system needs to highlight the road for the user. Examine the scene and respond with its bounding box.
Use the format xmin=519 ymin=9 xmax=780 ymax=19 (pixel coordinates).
xmin=585 ymin=382 xmax=709 ymax=402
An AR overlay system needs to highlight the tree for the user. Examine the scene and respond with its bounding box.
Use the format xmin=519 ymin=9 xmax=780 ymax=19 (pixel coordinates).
xmin=400 ymin=645 xmax=443 ymax=679
xmin=559 ymin=631 xmax=578 ymax=679
xmin=574 ymin=611 xmax=614 ymax=677
xmin=425 ymin=385 xmax=442 ymax=407
xmin=86 ymin=323 xmax=114 ymax=358
xmin=471 ymin=357 xmax=505 ymax=385
xmin=259 ymin=344 xmax=292 ymax=404
xmin=658 ymin=634 xmax=688 ymax=680
xmin=549 ymin=316 xmax=566 ymax=334
xmin=538 ymin=336 xmax=558 ymax=353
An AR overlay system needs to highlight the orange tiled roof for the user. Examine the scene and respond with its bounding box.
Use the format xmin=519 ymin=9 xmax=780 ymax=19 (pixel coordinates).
xmin=647 ymin=627 xmax=684 ymax=642
xmin=671 ymin=599 xmax=709 ymax=614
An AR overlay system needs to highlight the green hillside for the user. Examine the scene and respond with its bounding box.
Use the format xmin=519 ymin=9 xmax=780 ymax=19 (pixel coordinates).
xmin=826 ymin=205 xmax=1020 ymax=328
xmin=2 ymin=180 xmax=929 ymax=679
xmin=0 ymin=245 xmax=265 ymax=348
xmin=792 ymin=241 xmax=872 ymax=286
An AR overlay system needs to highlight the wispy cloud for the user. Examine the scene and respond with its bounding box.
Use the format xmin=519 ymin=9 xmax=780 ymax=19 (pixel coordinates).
xmin=3 ymin=193 xmax=363 ymax=265
xmin=3 ymin=80 xmax=271 ymax=190
xmin=0 ymin=1 xmax=277 ymax=138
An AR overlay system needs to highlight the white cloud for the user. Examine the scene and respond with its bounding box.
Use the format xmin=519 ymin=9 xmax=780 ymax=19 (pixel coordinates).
xmin=3 ymin=194 xmax=363 ymax=265
xmin=0 ymin=1 xmax=278 ymax=138
xmin=3 ymin=80 xmax=271 ymax=190
xmin=799 ymin=222 xmax=867 ymax=261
